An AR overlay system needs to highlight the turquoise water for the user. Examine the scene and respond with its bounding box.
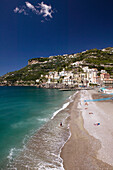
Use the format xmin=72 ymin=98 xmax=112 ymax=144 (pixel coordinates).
xmin=0 ymin=87 xmax=74 ymax=168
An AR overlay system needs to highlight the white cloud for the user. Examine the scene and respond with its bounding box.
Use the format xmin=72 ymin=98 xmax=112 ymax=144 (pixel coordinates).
xmin=14 ymin=7 xmax=28 ymax=15
xmin=37 ymin=2 xmax=53 ymax=18
xmin=14 ymin=1 xmax=54 ymax=20
xmin=25 ymin=2 xmax=35 ymax=10
xmin=25 ymin=2 xmax=39 ymax=14
xmin=14 ymin=7 xmax=19 ymax=13
xmin=19 ymin=9 xmax=27 ymax=15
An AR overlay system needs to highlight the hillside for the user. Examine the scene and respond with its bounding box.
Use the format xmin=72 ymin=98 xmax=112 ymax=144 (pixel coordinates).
xmin=0 ymin=47 xmax=113 ymax=86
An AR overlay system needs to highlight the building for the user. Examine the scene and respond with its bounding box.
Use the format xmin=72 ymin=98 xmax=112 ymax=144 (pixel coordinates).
xmin=86 ymin=68 xmax=98 ymax=85
xmin=100 ymin=73 xmax=110 ymax=81
xmin=103 ymin=79 xmax=113 ymax=87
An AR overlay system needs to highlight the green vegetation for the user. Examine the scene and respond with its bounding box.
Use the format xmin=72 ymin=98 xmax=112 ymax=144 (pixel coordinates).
xmin=0 ymin=47 xmax=113 ymax=84
xmin=28 ymin=57 xmax=49 ymax=62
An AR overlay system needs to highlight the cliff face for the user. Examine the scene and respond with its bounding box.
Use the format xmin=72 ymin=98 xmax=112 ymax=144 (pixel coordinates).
xmin=28 ymin=60 xmax=39 ymax=65
xmin=28 ymin=57 xmax=49 ymax=65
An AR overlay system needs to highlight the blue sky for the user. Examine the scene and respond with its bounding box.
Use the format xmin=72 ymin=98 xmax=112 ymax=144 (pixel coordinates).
xmin=0 ymin=0 xmax=113 ymax=76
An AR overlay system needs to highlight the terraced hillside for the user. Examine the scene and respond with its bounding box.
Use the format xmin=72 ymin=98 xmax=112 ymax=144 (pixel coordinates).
xmin=0 ymin=47 xmax=113 ymax=85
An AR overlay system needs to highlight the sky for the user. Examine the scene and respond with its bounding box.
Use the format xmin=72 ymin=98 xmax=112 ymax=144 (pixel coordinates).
xmin=0 ymin=0 xmax=113 ymax=76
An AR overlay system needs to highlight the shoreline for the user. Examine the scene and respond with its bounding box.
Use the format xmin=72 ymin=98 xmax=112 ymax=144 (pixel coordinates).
xmin=7 ymin=90 xmax=76 ymax=169
xmin=5 ymin=88 xmax=113 ymax=169
xmin=61 ymin=90 xmax=113 ymax=169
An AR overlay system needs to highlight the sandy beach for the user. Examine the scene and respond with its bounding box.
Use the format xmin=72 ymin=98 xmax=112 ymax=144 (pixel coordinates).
xmin=61 ymin=90 xmax=113 ymax=170
xmin=7 ymin=89 xmax=113 ymax=169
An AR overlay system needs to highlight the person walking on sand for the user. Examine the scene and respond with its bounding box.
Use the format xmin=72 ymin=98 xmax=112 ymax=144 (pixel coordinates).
xmin=60 ymin=122 xmax=62 ymax=127
xmin=85 ymin=102 xmax=88 ymax=106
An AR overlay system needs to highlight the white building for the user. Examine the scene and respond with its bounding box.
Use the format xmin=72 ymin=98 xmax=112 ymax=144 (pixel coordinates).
xmin=101 ymin=70 xmax=107 ymax=74
xmin=36 ymin=79 xmax=40 ymax=83
xmin=62 ymin=77 xmax=73 ymax=85
xmin=59 ymin=69 xmax=67 ymax=77
xmin=82 ymin=66 xmax=89 ymax=72
xmin=86 ymin=68 xmax=98 ymax=85
xmin=62 ymin=71 xmax=74 ymax=85
xmin=71 ymin=61 xmax=83 ymax=66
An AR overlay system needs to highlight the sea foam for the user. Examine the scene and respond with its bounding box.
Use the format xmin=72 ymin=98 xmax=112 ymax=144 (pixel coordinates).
xmin=7 ymin=91 xmax=78 ymax=169
xmin=51 ymin=91 xmax=77 ymax=119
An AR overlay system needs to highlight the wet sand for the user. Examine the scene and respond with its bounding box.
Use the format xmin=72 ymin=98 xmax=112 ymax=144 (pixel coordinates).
xmin=61 ymin=91 xmax=113 ymax=170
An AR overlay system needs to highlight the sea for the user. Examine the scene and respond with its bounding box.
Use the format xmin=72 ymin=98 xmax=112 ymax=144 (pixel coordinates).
xmin=0 ymin=86 xmax=76 ymax=169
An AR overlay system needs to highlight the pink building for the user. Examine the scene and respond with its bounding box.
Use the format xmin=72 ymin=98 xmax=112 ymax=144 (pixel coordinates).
xmin=100 ymin=73 xmax=110 ymax=81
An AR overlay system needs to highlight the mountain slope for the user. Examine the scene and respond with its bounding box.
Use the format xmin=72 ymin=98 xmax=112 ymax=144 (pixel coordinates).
xmin=0 ymin=47 xmax=113 ymax=85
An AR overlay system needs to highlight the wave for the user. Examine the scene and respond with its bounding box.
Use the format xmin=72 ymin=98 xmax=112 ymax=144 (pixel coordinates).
xmin=51 ymin=91 xmax=78 ymax=119
xmin=36 ymin=117 xmax=49 ymax=122
xmin=7 ymin=147 xmax=24 ymax=163
xmin=7 ymin=91 xmax=78 ymax=169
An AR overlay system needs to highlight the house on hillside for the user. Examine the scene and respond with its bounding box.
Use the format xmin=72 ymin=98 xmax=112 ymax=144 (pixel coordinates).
xmin=71 ymin=61 xmax=83 ymax=67
xmin=59 ymin=69 xmax=67 ymax=77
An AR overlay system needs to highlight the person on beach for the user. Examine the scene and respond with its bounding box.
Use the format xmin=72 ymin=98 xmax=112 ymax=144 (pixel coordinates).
xmin=94 ymin=123 xmax=100 ymax=126
xmin=60 ymin=122 xmax=63 ymax=127
xmin=85 ymin=102 xmax=88 ymax=106
xmin=89 ymin=112 xmax=93 ymax=114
